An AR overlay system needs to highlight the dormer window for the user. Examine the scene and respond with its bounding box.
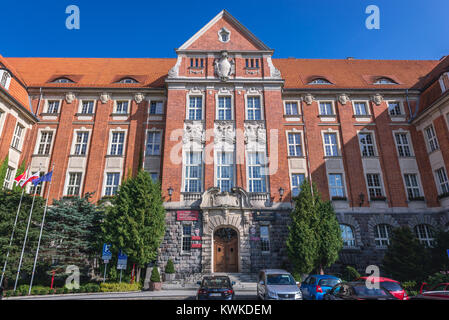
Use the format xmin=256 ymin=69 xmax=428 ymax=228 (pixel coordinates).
xmin=245 ymin=58 xmax=260 ymax=69
xmin=374 ymin=77 xmax=397 ymax=85
xmin=0 ymin=70 xmax=11 ymax=89
xmin=308 ymin=78 xmax=332 ymax=85
xmin=218 ymin=28 xmax=230 ymax=43
xmin=118 ymin=78 xmax=138 ymax=84
xmin=52 ymin=77 xmax=74 ymax=84
xmin=190 ymin=58 xmax=204 ymax=68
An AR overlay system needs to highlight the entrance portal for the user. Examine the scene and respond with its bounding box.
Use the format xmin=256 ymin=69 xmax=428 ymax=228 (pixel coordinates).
xmin=213 ymin=227 xmax=238 ymax=272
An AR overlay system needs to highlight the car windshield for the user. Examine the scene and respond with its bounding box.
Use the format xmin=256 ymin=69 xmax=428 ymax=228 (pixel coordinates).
xmin=266 ymin=274 xmax=296 ymax=285
xmin=353 ymin=284 xmax=389 ymax=297
xmin=380 ymin=281 xmax=403 ymax=291
xmin=319 ymin=278 xmax=341 ymax=287
xmin=202 ymin=278 xmax=230 ymax=288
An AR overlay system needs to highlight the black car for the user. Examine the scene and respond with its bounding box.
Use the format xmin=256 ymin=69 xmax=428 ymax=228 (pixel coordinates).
xmin=323 ymin=281 xmax=399 ymax=300
xmin=196 ymin=276 xmax=236 ymax=300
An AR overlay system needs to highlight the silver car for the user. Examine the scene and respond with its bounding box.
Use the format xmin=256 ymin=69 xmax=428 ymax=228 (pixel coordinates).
xmin=257 ymin=269 xmax=302 ymax=300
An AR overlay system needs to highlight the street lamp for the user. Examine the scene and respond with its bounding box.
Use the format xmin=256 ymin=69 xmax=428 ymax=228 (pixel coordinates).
xmin=168 ymin=187 xmax=173 ymax=202
xmin=279 ymin=187 xmax=284 ymax=201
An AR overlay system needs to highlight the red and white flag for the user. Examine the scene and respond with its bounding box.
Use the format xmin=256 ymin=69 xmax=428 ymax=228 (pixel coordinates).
xmin=20 ymin=172 xmax=39 ymax=188
xmin=14 ymin=170 xmax=27 ymax=185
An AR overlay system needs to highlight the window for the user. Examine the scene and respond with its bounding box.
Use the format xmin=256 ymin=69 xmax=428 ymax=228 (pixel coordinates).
xmin=374 ymin=224 xmax=392 ymax=247
xmin=105 ymin=173 xmax=120 ymax=196
xmin=110 ymin=132 xmax=125 ymax=156
xmin=190 ymin=58 xmax=204 ymax=68
xmin=404 ymin=174 xmax=421 ymax=199
xmin=150 ymin=173 xmax=159 ymax=182
xmin=146 ymin=131 xmax=161 ymax=156
xmin=216 ymin=152 xmax=234 ymax=192
xmin=329 ymin=173 xmax=345 ymax=198
xmin=260 ymin=226 xmax=270 ymax=252
xmin=285 ymin=102 xmax=299 ymax=115
xmin=219 ymin=28 xmax=230 ymax=42
xmin=3 ymin=167 xmax=13 ymax=189
xmin=354 ymin=102 xmax=369 ymax=116
xmin=374 ymin=78 xmax=397 ymax=85
xmin=388 ymin=101 xmax=402 ymax=116
xmin=47 ymin=100 xmax=60 ymax=114
xmin=340 ymin=224 xmax=356 ymax=247
xmin=319 ymin=102 xmax=334 ymax=115
xmin=184 ymin=151 xmax=202 ymax=192
xmin=291 ymin=174 xmax=305 ymax=197
xmin=308 ymin=78 xmax=332 ymax=85
xmin=245 ymin=58 xmax=260 ymax=69
xmin=248 ymin=152 xmax=267 ymax=193
xmin=80 ymin=101 xmax=94 ymax=114
xmin=188 ymin=96 xmax=202 ymax=120
xmin=287 ymin=132 xmax=303 ymax=157
xmin=395 ymin=133 xmax=412 ymax=157
xmin=247 ymin=96 xmax=262 ymax=120
xmin=73 ymin=132 xmax=89 ymax=155
xmin=182 ymin=225 xmax=192 ymax=252
xmin=118 ymin=78 xmax=138 ymax=84
xmin=0 ymin=71 xmax=11 ymax=88
xmin=217 ymin=96 xmax=232 ymax=120
xmin=424 ymin=125 xmax=439 ymax=152
xmin=11 ymin=124 xmax=24 ymax=150
xmin=29 ymin=172 xmax=44 ymax=195
xmin=435 ymin=167 xmax=449 ymax=195
xmin=366 ymin=174 xmax=383 ymax=198
xmin=150 ymin=101 xmax=163 ymax=115
xmin=52 ymin=78 xmax=73 ymax=83
xmin=359 ymin=133 xmax=376 ymax=157
xmin=323 ymin=133 xmax=338 ymax=157
xmin=66 ymin=172 xmax=82 ymax=196
xmin=115 ymin=101 xmax=129 ymax=114
xmin=414 ymin=224 xmax=435 ymax=247
xmin=37 ymin=131 xmax=53 ymax=155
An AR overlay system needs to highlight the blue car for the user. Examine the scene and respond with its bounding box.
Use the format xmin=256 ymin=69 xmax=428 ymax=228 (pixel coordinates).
xmin=301 ymin=275 xmax=342 ymax=300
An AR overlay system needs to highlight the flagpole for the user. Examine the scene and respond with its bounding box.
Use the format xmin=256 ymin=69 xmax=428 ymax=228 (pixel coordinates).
xmin=0 ymin=166 xmax=29 ymax=287
xmin=29 ymin=164 xmax=54 ymax=294
xmin=13 ymin=164 xmax=41 ymax=292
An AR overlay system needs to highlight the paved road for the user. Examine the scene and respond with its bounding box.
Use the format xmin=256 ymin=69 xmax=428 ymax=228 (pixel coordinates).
xmin=5 ymin=289 xmax=258 ymax=300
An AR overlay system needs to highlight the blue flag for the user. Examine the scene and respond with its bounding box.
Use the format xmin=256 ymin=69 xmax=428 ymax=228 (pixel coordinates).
xmin=32 ymin=171 xmax=53 ymax=186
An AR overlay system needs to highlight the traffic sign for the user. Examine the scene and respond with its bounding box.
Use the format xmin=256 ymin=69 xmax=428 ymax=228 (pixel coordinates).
xmin=102 ymin=243 xmax=112 ymax=261
xmin=117 ymin=250 xmax=127 ymax=270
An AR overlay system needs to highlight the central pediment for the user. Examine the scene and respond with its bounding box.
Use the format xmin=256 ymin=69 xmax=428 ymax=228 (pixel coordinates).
xmin=200 ymin=187 xmax=252 ymax=209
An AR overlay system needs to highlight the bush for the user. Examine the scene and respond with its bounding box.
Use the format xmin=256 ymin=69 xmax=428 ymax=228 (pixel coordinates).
xmin=63 ymin=287 xmax=70 ymax=294
xmin=402 ymin=281 xmax=417 ymax=297
xmin=56 ymin=288 xmax=64 ymax=294
xmin=342 ymin=266 xmax=360 ymax=281
xmin=291 ymin=272 xmax=302 ymax=282
xmin=165 ymin=259 xmax=175 ymax=274
xmin=99 ymin=282 xmax=141 ymax=292
xmin=5 ymin=290 xmax=12 ymax=297
xmin=425 ymin=272 xmax=449 ymax=288
xmin=17 ymin=284 xmax=30 ymax=296
xmin=82 ymin=283 xmax=100 ymax=293
xmin=150 ymin=267 xmax=161 ymax=283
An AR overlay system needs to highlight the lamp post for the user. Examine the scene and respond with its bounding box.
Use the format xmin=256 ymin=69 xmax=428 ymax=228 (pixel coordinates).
xmin=359 ymin=193 xmax=365 ymax=207
xmin=168 ymin=187 xmax=173 ymax=202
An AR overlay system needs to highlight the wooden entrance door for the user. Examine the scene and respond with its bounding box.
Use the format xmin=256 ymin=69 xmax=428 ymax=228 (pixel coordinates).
xmin=213 ymin=228 xmax=238 ymax=272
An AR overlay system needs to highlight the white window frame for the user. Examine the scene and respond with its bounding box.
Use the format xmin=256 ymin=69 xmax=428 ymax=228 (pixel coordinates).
xmin=35 ymin=129 xmax=55 ymax=156
xmin=340 ymin=224 xmax=356 ymax=248
xmin=114 ymin=100 xmax=130 ymax=114
xmin=108 ymin=130 xmax=126 ymax=156
xmin=387 ymin=100 xmax=404 ymax=117
xmin=65 ymin=172 xmax=83 ymax=196
xmin=358 ymin=130 xmax=377 ymax=157
xmin=145 ymin=130 xmax=162 ymax=156
xmin=78 ymin=99 xmax=96 ymax=114
xmin=3 ymin=167 xmax=14 ymax=189
xmin=284 ymin=100 xmax=300 ymax=116
xmin=291 ymin=173 xmax=306 ymax=197
xmin=11 ymin=123 xmax=24 ymax=151
xmin=183 ymin=150 xmax=203 ymax=193
xmin=46 ymin=100 xmax=61 ymax=114
xmin=374 ymin=224 xmax=392 ymax=248
xmin=149 ymin=100 xmax=164 ymax=115
xmin=71 ymin=130 xmax=91 ymax=156
xmin=366 ymin=173 xmax=385 ymax=199
xmin=435 ymin=167 xmax=449 ymax=195
xmin=403 ymin=173 xmax=422 ymax=199
xmin=215 ymin=150 xmax=235 ymax=192
xmin=245 ymin=95 xmax=264 ymax=121
xmin=286 ymin=131 xmax=303 ymax=157
xmin=0 ymin=70 xmax=12 ymax=90
xmin=318 ymin=100 xmax=335 ymax=116
xmin=181 ymin=224 xmax=192 ymax=253
xmin=216 ymin=95 xmax=233 ymax=120
xmin=246 ymin=151 xmax=268 ymax=193
xmin=414 ymin=224 xmax=435 ymax=247
xmin=103 ymin=172 xmax=121 ymax=196
xmin=186 ymin=95 xmax=204 ymax=121
xmin=322 ymin=130 xmax=340 ymax=157
xmin=352 ymin=100 xmax=370 ymax=116
xmin=393 ymin=131 xmax=414 ymax=157
xmin=328 ymin=173 xmax=346 ymax=198
xmin=424 ymin=124 xmax=439 ymax=153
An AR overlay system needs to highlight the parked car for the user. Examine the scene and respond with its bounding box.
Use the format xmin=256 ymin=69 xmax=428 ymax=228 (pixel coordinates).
xmin=301 ymin=275 xmax=341 ymax=300
xmin=196 ymin=276 xmax=235 ymax=300
xmin=414 ymin=282 xmax=449 ymax=300
xmin=257 ymin=269 xmax=302 ymax=300
xmin=358 ymin=276 xmax=409 ymax=300
xmin=323 ymin=281 xmax=399 ymax=300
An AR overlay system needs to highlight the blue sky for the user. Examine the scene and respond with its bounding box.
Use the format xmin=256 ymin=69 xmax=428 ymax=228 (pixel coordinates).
xmin=2 ymin=0 xmax=448 ymax=60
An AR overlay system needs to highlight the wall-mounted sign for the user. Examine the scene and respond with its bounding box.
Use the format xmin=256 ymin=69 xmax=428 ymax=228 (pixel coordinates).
xmin=191 ymin=236 xmax=202 ymax=241
xmin=191 ymin=243 xmax=202 ymax=249
xmin=253 ymin=211 xmax=276 ymax=221
xmin=250 ymin=227 xmax=256 ymax=235
xmin=176 ymin=210 xmax=199 ymax=221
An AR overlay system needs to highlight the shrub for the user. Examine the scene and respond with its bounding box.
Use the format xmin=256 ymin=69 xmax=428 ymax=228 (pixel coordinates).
xmin=402 ymin=281 xmax=417 ymax=296
xmin=5 ymin=290 xmax=12 ymax=297
xmin=291 ymin=272 xmax=302 ymax=282
xmin=342 ymin=266 xmax=360 ymax=281
xmin=63 ymin=287 xmax=70 ymax=294
xmin=425 ymin=272 xmax=449 ymax=288
xmin=56 ymin=288 xmax=64 ymax=294
xmin=165 ymin=259 xmax=175 ymax=274
xmin=99 ymin=282 xmax=141 ymax=292
xmin=17 ymin=284 xmax=30 ymax=296
xmin=150 ymin=267 xmax=161 ymax=283
xmin=82 ymin=283 xmax=100 ymax=293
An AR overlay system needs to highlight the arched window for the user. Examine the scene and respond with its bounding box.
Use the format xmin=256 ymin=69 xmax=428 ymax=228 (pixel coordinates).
xmin=118 ymin=78 xmax=138 ymax=84
xmin=374 ymin=77 xmax=397 ymax=85
xmin=52 ymin=77 xmax=74 ymax=83
xmin=218 ymin=28 xmax=230 ymax=43
xmin=340 ymin=224 xmax=356 ymax=247
xmin=308 ymin=78 xmax=332 ymax=85
xmin=374 ymin=224 xmax=392 ymax=247
xmin=414 ymin=224 xmax=435 ymax=247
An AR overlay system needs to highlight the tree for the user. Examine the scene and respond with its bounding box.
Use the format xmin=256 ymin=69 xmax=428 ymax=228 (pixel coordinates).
xmin=430 ymin=229 xmax=449 ymax=273
xmin=382 ymin=226 xmax=432 ymax=283
xmin=41 ymin=193 xmax=102 ymax=283
xmin=0 ymin=155 xmax=9 ymax=189
xmin=0 ymin=188 xmax=45 ymax=288
xmin=101 ymin=169 xmax=166 ymax=283
xmin=286 ymin=180 xmax=342 ymax=276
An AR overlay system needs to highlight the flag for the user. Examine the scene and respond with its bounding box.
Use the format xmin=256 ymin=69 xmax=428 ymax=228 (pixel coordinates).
xmin=14 ymin=171 xmax=27 ymax=184
xmin=31 ymin=171 xmax=53 ymax=186
xmin=20 ymin=172 xmax=40 ymax=188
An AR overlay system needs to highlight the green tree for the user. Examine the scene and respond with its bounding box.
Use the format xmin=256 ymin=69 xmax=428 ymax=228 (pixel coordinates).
xmin=382 ymin=226 xmax=431 ymax=283
xmin=41 ymin=193 xmax=102 ymax=283
xmin=101 ymin=169 xmax=166 ymax=283
xmin=0 ymin=155 xmax=9 ymax=188
xmin=0 ymin=188 xmax=45 ymax=288
xmin=430 ymin=229 xmax=449 ymax=273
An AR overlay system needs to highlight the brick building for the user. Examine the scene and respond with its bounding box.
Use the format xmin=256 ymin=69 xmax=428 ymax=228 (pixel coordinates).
xmin=1 ymin=10 xmax=449 ymax=274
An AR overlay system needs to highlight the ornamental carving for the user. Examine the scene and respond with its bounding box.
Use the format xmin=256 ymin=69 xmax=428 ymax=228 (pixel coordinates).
xmin=371 ymin=93 xmax=383 ymax=106
xmin=168 ymin=56 xmax=182 ymax=78
xmin=267 ymin=57 xmax=281 ymax=79
xmin=214 ymin=121 xmax=235 ymax=143
xmin=183 ymin=122 xmax=205 ymax=144
xmin=303 ymin=93 xmax=314 ymax=105
xmin=65 ymin=92 xmax=76 ymax=104
xmin=134 ymin=93 xmax=145 ymax=104
xmin=214 ymin=51 xmax=235 ymax=81
xmin=200 ymin=187 xmax=252 ymax=209
xmin=244 ymin=122 xmax=266 ymax=144
xmin=338 ymin=93 xmax=350 ymax=105
xmin=100 ymin=92 xmax=110 ymax=104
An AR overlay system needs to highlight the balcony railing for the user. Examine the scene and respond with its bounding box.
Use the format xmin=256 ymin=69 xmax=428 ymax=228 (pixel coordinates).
xmin=249 ymin=192 xmax=270 ymax=202
xmin=181 ymin=192 xmax=202 ymax=202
